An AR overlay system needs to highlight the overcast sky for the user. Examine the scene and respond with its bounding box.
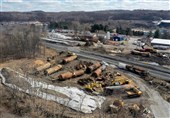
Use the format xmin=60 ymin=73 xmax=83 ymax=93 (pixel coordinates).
xmin=1 ymin=0 xmax=170 ymax=12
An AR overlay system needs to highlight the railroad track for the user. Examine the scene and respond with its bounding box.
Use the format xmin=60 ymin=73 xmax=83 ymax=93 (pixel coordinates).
xmin=44 ymin=41 xmax=170 ymax=81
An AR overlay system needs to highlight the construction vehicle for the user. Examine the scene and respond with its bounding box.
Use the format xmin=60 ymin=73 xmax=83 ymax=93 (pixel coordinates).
xmin=111 ymin=74 xmax=132 ymax=86
xmin=84 ymin=82 xmax=103 ymax=93
xmin=126 ymin=87 xmax=142 ymax=98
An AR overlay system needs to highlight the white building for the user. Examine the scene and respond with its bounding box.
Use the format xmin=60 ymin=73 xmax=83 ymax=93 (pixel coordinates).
xmin=154 ymin=20 xmax=170 ymax=28
xmin=151 ymin=38 xmax=170 ymax=49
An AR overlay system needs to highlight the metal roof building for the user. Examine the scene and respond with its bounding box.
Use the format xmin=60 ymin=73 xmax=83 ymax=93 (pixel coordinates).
xmin=157 ymin=20 xmax=170 ymax=28
xmin=151 ymin=38 xmax=170 ymax=49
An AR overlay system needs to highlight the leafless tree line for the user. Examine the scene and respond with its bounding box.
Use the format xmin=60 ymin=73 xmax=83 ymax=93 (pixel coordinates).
xmin=0 ymin=25 xmax=41 ymax=62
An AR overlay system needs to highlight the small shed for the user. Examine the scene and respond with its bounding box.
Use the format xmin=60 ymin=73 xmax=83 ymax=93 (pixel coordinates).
xmin=112 ymin=35 xmax=127 ymax=41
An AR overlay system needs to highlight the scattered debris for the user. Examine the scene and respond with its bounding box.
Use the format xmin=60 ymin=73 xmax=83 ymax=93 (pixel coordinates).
xmin=128 ymin=104 xmax=141 ymax=117
xmin=135 ymin=48 xmax=157 ymax=53
xmin=131 ymin=50 xmax=151 ymax=57
xmin=86 ymin=62 xmax=101 ymax=73
xmin=33 ymin=60 xmax=45 ymax=67
xmin=92 ymin=67 xmax=102 ymax=77
xmin=107 ymin=100 xmax=124 ymax=114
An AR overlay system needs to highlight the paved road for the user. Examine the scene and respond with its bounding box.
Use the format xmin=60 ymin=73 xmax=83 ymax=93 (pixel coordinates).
xmin=44 ymin=42 xmax=170 ymax=81
xmin=127 ymin=73 xmax=170 ymax=118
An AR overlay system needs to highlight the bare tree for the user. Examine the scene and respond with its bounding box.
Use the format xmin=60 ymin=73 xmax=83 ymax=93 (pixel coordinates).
xmin=0 ymin=25 xmax=41 ymax=62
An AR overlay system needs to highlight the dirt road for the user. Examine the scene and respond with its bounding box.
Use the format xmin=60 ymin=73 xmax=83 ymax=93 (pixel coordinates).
xmin=127 ymin=73 xmax=170 ymax=118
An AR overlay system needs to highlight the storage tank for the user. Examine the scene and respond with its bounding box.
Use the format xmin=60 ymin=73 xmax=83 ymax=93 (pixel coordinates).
xmin=72 ymin=69 xmax=85 ymax=77
xmin=58 ymin=71 xmax=73 ymax=80
xmin=63 ymin=55 xmax=77 ymax=63
xmin=44 ymin=65 xmax=62 ymax=75
xmin=36 ymin=62 xmax=51 ymax=72
xmin=106 ymin=31 xmax=110 ymax=40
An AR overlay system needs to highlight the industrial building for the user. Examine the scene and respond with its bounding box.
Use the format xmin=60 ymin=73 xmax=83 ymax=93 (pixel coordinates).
xmin=151 ymin=38 xmax=170 ymax=49
xmin=156 ymin=20 xmax=170 ymax=28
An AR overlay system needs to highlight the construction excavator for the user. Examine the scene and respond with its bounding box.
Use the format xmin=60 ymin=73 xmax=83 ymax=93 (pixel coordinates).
xmin=126 ymin=87 xmax=142 ymax=98
xmin=84 ymin=82 xmax=104 ymax=93
xmin=111 ymin=73 xmax=132 ymax=86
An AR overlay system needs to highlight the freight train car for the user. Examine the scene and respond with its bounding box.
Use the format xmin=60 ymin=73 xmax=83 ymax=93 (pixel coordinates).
xmin=118 ymin=63 xmax=148 ymax=76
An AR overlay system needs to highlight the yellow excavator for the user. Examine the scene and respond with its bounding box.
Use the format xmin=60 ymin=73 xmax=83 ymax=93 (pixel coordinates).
xmin=111 ymin=73 xmax=132 ymax=86
xmin=126 ymin=87 xmax=142 ymax=98
xmin=85 ymin=82 xmax=103 ymax=93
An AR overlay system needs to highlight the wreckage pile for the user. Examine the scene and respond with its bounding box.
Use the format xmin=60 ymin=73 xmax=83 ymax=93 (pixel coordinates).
xmin=131 ymin=48 xmax=157 ymax=57
xmin=0 ymin=50 xmax=154 ymax=118
xmin=32 ymin=51 xmax=143 ymax=98
xmin=129 ymin=48 xmax=170 ymax=65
